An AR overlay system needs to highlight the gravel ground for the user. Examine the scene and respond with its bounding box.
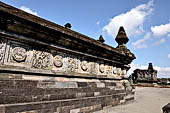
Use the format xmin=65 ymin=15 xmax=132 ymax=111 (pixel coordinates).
xmin=95 ymin=87 xmax=170 ymax=113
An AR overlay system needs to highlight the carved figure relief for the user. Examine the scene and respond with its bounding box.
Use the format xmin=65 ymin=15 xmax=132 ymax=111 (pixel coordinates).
xmin=90 ymin=62 xmax=97 ymax=74
xmin=116 ymin=68 xmax=121 ymax=76
xmin=12 ymin=47 xmax=27 ymax=62
xmin=106 ymin=65 xmax=112 ymax=75
xmin=53 ymin=55 xmax=63 ymax=67
xmin=113 ymin=67 xmax=117 ymax=74
xmin=67 ymin=57 xmax=78 ymax=72
xmin=0 ymin=41 xmax=4 ymax=62
xmin=122 ymin=70 xmax=127 ymax=78
xmin=81 ymin=61 xmax=88 ymax=71
xmin=32 ymin=51 xmax=51 ymax=69
xmin=99 ymin=64 xmax=105 ymax=73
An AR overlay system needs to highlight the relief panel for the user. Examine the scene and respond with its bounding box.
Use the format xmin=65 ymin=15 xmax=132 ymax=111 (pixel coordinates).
xmin=116 ymin=68 xmax=122 ymax=77
xmin=32 ymin=50 xmax=52 ymax=69
xmin=122 ymin=70 xmax=127 ymax=78
xmin=106 ymin=65 xmax=112 ymax=76
xmin=64 ymin=55 xmax=79 ymax=73
xmin=89 ymin=62 xmax=98 ymax=75
xmin=12 ymin=47 xmax=27 ymax=62
xmin=8 ymin=42 xmax=30 ymax=64
xmin=0 ymin=40 xmax=6 ymax=65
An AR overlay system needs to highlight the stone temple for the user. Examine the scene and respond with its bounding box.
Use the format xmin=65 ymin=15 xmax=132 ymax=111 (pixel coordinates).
xmin=0 ymin=2 xmax=135 ymax=113
xmin=131 ymin=63 xmax=158 ymax=85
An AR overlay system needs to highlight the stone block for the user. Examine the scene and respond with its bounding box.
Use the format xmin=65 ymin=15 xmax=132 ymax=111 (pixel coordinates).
xmin=163 ymin=103 xmax=170 ymax=113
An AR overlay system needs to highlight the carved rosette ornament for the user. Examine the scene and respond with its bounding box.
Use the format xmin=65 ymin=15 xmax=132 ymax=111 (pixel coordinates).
xmin=12 ymin=47 xmax=27 ymax=62
xmin=32 ymin=51 xmax=51 ymax=69
xmin=99 ymin=64 xmax=105 ymax=73
xmin=53 ymin=55 xmax=63 ymax=67
xmin=81 ymin=61 xmax=88 ymax=71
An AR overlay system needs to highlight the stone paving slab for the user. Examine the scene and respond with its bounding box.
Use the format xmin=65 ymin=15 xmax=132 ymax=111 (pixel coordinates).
xmin=95 ymin=87 xmax=170 ymax=113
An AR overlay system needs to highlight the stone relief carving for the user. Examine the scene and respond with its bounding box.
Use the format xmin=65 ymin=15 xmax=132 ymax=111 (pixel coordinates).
xmin=32 ymin=51 xmax=51 ymax=69
xmin=0 ymin=41 xmax=126 ymax=78
xmin=81 ymin=61 xmax=88 ymax=71
xmin=116 ymin=68 xmax=121 ymax=76
xmin=12 ymin=47 xmax=27 ymax=62
xmin=90 ymin=62 xmax=97 ymax=75
xmin=113 ymin=67 xmax=117 ymax=75
xmin=66 ymin=57 xmax=78 ymax=72
xmin=106 ymin=65 xmax=112 ymax=75
xmin=122 ymin=70 xmax=127 ymax=77
xmin=0 ymin=41 xmax=4 ymax=62
xmin=99 ymin=64 xmax=105 ymax=73
xmin=53 ymin=55 xmax=63 ymax=67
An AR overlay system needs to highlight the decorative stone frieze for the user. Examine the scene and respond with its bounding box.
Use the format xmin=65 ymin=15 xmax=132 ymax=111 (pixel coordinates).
xmin=32 ymin=51 xmax=51 ymax=69
xmin=0 ymin=2 xmax=136 ymax=113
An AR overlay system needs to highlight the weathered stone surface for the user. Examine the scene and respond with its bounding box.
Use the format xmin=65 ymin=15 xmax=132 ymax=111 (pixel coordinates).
xmin=130 ymin=63 xmax=157 ymax=84
xmin=163 ymin=103 xmax=170 ymax=113
xmin=0 ymin=1 xmax=136 ymax=113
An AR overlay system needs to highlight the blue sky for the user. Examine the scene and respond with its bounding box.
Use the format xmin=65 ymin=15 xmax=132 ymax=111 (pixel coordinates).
xmin=1 ymin=0 xmax=170 ymax=78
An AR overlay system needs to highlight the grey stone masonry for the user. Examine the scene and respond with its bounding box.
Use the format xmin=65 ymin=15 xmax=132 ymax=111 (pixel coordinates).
xmin=0 ymin=1 xmax=135 ymax=113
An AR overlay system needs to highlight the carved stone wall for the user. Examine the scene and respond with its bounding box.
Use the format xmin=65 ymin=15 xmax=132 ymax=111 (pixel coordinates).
xmin=0 ymin=2 xmax=135 ymax=113
xmin=0 ymin=39 xmax=129 ymax=79
xmin=131 ymin=63 xmax=158 ymax=84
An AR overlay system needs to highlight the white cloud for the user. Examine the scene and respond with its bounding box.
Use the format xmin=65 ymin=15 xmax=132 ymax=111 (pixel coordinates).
xmin=168 ymin=54 xmax=170 ymax=59
xmin=151 ymin=22 xmax=170 ymax=37
xmin=20 ymin=6 xmax=38 ymax=16
xmin=168 ymin=34 xmax=170 ymax=37
xmin=103 ymin=0 xmax=153 ymax=37
xmin=96 ymin=21 xmax=100 ymax=25
xmin=132 ymin=32 xmax=151 ymax=49
xmin=128 ymin=63 xmax=170 ymax=78
xmin=153 ymin=38 xmax=165 ymax=45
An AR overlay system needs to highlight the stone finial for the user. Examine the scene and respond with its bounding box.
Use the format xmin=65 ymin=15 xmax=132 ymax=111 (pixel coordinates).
xmin=115 ymin=26 xmax=135 ymax=59
xmin=148 ymin=63 xmax=154 ymax=71
xmin=64 ymin=23 xmax=72 ymax=29
xmin=115 ymin=26 xmax=129 ymax=46
xmin=98 ymin=35 xmax=105 ymax=43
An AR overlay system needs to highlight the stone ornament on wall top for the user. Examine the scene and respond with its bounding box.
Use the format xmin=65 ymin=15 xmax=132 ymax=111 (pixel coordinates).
xmin=53 ymin=55 xmax=63 ymax=67
xmin=12 ymin=47 xmax=27 ymax=62
xmin=32 ymin=51 xmax=51 ymax=69
xmin=99 ymin=64 xmax=105 ymax=73
xmin=81 ymin=61 xmax=88 ymax=71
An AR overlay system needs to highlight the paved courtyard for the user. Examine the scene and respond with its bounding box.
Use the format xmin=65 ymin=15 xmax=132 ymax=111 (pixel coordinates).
xmin=95 ymin=87 xmax=170 ymax=113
